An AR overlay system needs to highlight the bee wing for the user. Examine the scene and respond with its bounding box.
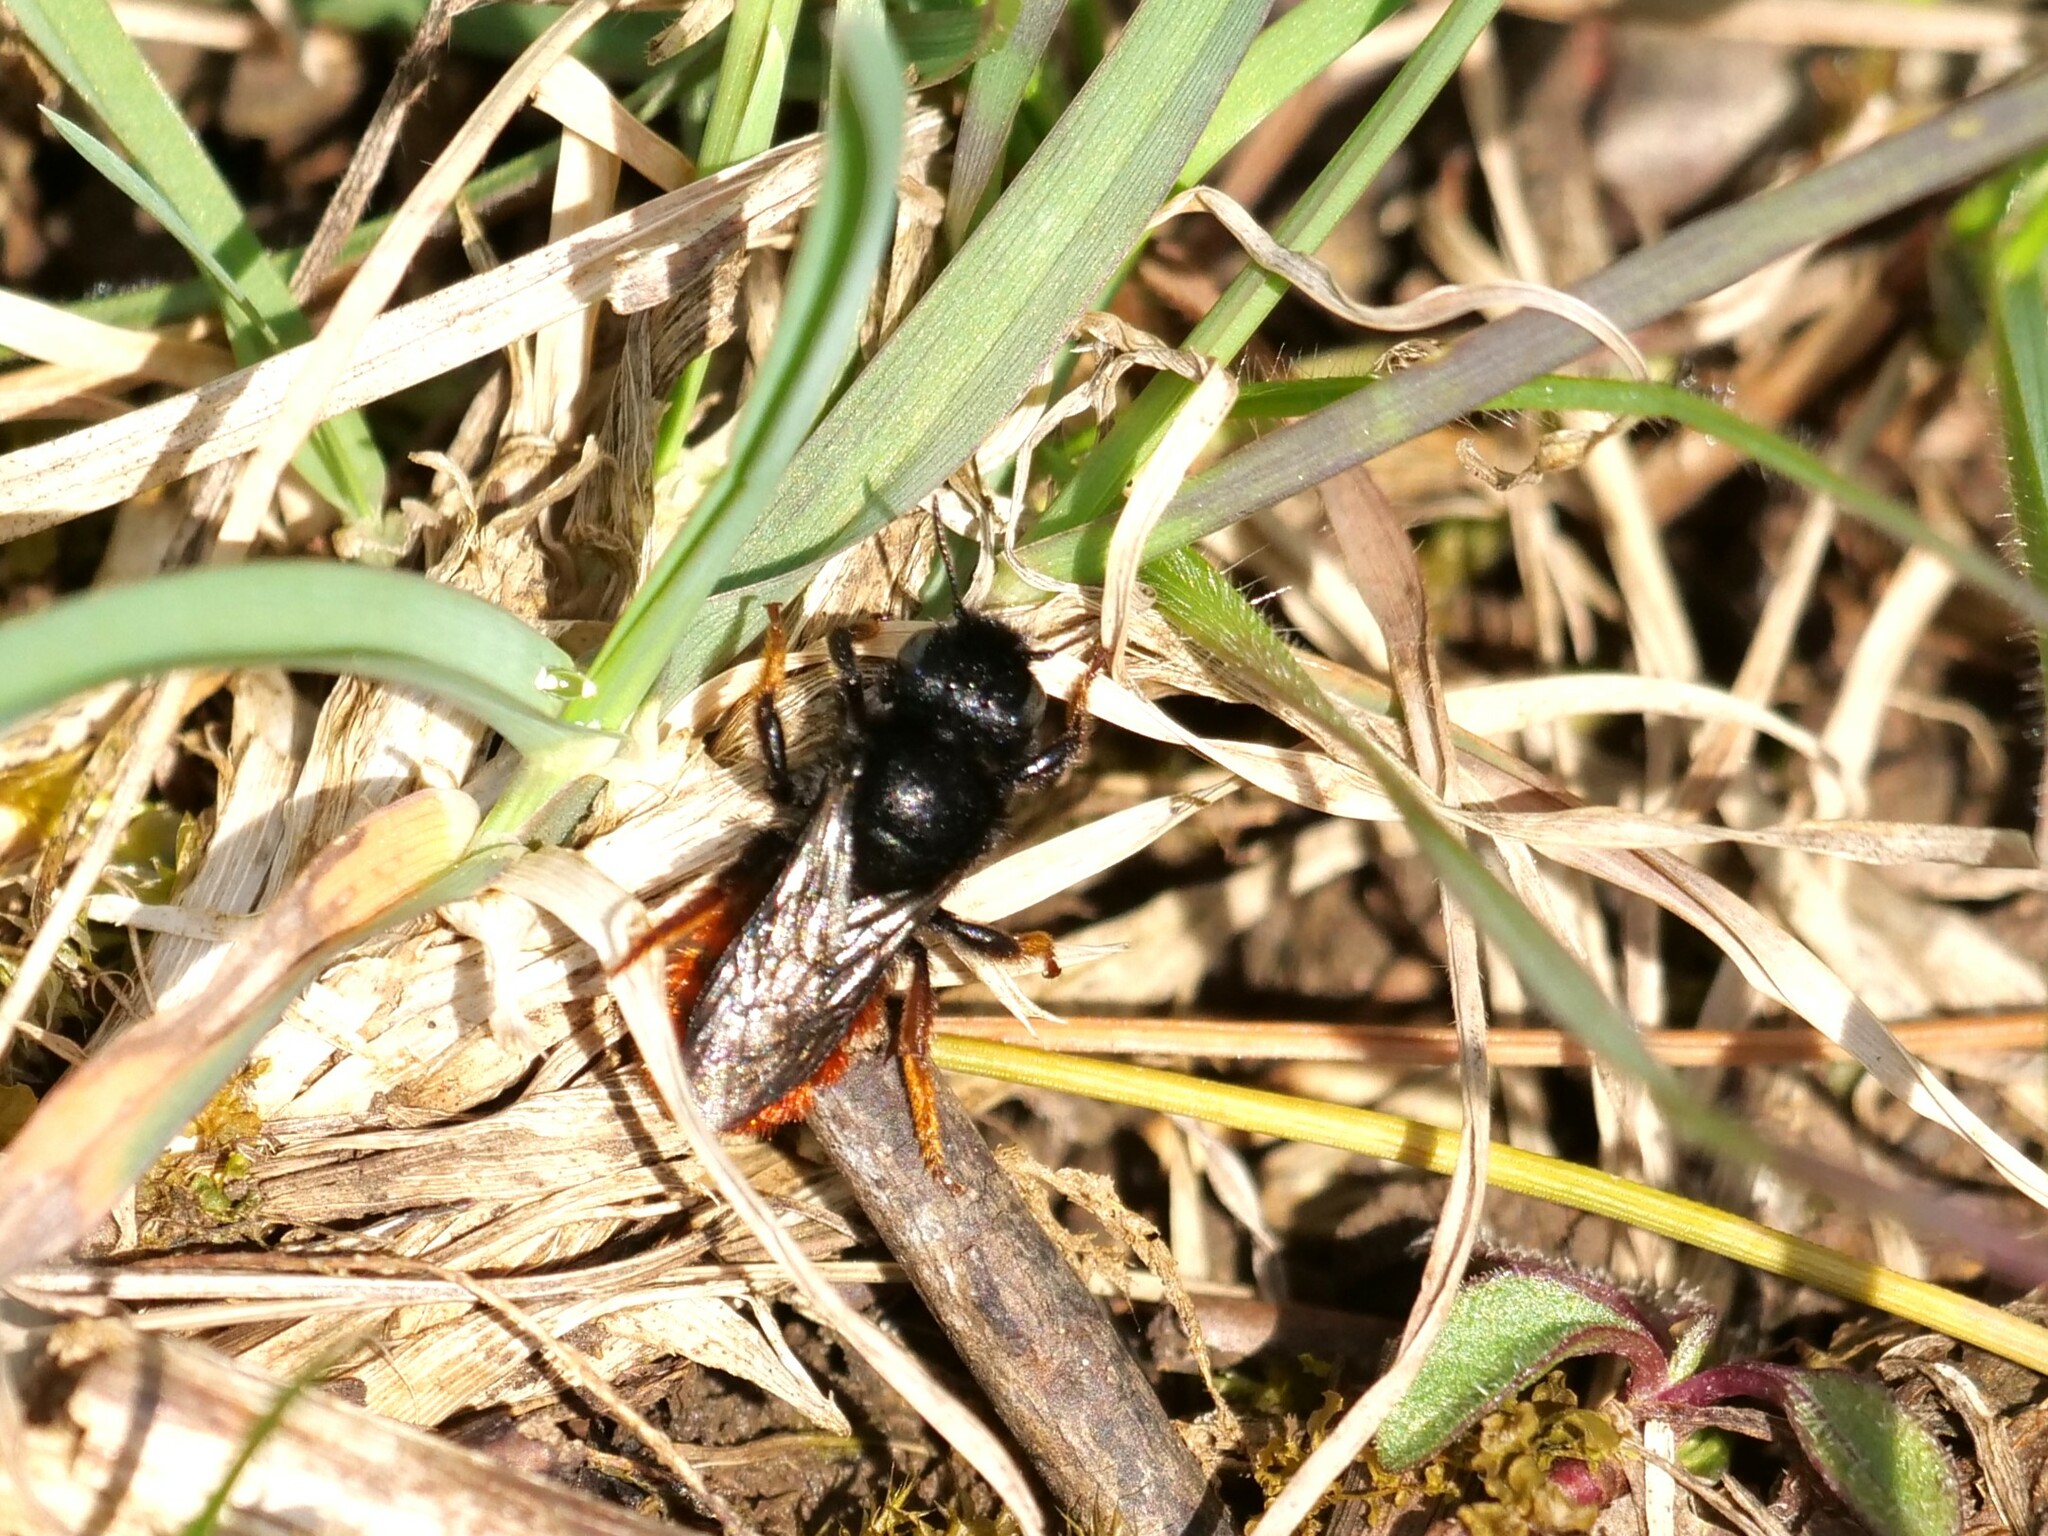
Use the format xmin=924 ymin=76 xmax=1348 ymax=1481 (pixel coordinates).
xmin=682 ymin=781 xmax=943 ymax=1128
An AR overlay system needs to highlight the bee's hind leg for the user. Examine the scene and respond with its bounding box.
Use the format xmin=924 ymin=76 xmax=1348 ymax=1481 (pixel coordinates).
xmin=926 ymin=908 xmax=1061 ymax=979
xmin=898 ymin=944 xmax=964 ymax=1193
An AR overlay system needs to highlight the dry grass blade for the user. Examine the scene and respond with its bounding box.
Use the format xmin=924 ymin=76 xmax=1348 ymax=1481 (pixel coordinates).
xmin=532 ymin=56 xmax=695 ymax=190
xmin=937 ymin=1010 xmax=2048 ymax=1068
xmin=0 ymin=362 xmax=145 ymax=424
xmin=0 ymin=289 xmax=230 ymax=387
xmin=140 ymin=671 xmax=307 ymax=1017
xmin=1149 ymin=184 xmax=1647 ymax=376
xmin=12 ymin=1256 xmax=907 ymax=1322
xmin=949 ymin=779 xmax=1237 ymax=922
xmin=288 ymin=0 xmax=478 ymax=296
xmin=1504 ymin=0 xmax=2037 ymax=54
xmin=420 ymin=1266 xmax=754 ymax=1533
xmin=1442 ymin=672 xmax=1833 ymax=777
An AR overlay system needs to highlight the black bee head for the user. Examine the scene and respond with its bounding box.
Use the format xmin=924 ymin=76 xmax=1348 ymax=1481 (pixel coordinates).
xmin=893 ymin=610 xmax=1046 ymax=764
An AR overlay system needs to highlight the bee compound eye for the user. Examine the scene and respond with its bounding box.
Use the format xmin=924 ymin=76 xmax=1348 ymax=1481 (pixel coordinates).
xmin=898 ymin=628 xmax=934 ymax=670
xmin=1020 ymin=680 xmax=1047 ymax=729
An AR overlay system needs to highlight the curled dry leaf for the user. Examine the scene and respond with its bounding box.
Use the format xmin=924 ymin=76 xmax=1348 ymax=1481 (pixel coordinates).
xmin=1101 ymin=363 xmax=1238 ymax=675
xmin=1148 ymin=183 xmax=1649 ymax=379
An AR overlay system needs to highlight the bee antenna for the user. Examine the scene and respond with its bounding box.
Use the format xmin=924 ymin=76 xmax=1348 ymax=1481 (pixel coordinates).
xmin=930 ymin=504 xmax=965 ymax=607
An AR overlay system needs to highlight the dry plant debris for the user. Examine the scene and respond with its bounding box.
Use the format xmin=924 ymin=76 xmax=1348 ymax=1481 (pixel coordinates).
xmin=0 ymin=6 xmax=2046 ymax=1536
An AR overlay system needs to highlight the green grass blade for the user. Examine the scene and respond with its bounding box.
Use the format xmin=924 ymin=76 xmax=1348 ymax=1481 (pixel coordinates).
xmin=12 ymin=0 xmax=385 ymax=521
xmin=1489 ymin=376 xmax=2048 ymax=631
xmin=703 ymin=0 xmax=806 ymax=160
xmin=575 ymin=8 xmax=908 ymax=733
xmin=1181 ymin=0 xmax=1408 ymax=188
xmin=0 ymin=565 xmax=580 ymax=752
xmin=1217 ymin=371 xmax=2048 ymax=630
xmin=660 ymin=0 xmax=1270 ymax=695
xmin=945 ymin=0 xmax=1070 ymax=247
xmin=1035 ymin=0 xmax=1497 ymax=543
xmin=651 ymin=0 xmax=808 ymax=476
xmin=41 ymin=109 xmax=278 ymax=343
xmin=179 ymin=1371 xmax=320 ymax=1536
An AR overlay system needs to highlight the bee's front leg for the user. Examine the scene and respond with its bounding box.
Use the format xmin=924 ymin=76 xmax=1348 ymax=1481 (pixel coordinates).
xmin=1017 ymin=644 xmax=1105 ymax=794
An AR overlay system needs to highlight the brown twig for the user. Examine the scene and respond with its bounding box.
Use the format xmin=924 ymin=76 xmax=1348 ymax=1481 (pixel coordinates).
xmin=804 ymin=1051 xmax=1237 ymax=1536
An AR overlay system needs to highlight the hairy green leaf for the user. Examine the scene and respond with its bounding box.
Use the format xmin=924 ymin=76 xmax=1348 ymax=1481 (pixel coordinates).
xmin=1988 ymin=266 xmax=2048 ymax=682
xmin=1375 ymin=1271 xmax=1653 ymax=1471
xmin=1783 ymin=1372 xmax=1962 ymax=1536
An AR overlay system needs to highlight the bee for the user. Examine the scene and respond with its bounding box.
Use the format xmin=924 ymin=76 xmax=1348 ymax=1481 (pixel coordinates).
xmin=624 ymin=536 xmax=1092 ymax=1187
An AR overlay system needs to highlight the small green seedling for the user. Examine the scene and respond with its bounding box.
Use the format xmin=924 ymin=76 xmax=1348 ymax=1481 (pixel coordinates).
xmin=1374 ymin=1254 xmax=1962 ymax=1536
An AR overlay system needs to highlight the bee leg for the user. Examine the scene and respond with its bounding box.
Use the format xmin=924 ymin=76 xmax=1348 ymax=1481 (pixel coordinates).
xmin=927 ymin=908 xmax=1061 ymax=980
xmin=827 ymin=627 xmax=869 ymax=736
xmin=1016 ymin=645 xmax=1105 ymax=794
xmin=613 ymin=880 xmax=739 ymax=977
xmin=753 ymin=602 xmax=796 ymax=804
xmin=899 ymin=944 xmax=964 ymax=1193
